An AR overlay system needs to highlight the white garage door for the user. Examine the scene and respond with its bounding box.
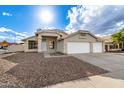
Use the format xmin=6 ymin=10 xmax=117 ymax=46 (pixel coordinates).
xmin=93 ymin=42 xmax=103 ymax=53
xmin=67 ymin=42 xmax=90 ymax=54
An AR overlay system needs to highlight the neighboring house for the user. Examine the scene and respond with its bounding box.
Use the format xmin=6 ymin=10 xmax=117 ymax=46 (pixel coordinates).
xmin=101 ymin=35 xmax=124 ymax=52
xmin=0 ymin=41 xmax=9 ymax=49
xmin=22 ymin=29 xmax=104 ymax=54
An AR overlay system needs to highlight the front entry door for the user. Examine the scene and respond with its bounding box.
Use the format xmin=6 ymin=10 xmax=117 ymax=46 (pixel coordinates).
xmin=48 ymin=40 xmax=55 ymax=53
xmin=41 ymin=41 xmax=47 ymax=51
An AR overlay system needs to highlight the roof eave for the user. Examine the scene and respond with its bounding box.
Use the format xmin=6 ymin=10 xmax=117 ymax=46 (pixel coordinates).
xmin=21 ymin=36 xmax=36 ymax=41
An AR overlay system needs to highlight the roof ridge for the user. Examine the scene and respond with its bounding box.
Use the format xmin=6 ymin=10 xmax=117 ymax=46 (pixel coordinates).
xmin=36 ymin=29 xmax=68 ymax=35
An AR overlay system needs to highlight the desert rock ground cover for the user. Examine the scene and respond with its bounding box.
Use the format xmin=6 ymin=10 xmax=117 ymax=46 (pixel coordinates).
xmin=0 ymin=52 xmax=108 ymax=87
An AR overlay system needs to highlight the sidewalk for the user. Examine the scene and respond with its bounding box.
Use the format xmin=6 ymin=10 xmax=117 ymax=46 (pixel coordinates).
xmin=48 ymin=69 xmax=124 ymax=88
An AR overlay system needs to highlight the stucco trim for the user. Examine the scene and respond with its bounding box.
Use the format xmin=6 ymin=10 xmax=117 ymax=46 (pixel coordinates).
xmin=64 ymin=30 xmax=103 ymax=41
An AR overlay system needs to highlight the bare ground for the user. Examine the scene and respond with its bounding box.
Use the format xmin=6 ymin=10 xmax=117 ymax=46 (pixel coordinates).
xmin=1 ymin=52 xmax=108 ymax=87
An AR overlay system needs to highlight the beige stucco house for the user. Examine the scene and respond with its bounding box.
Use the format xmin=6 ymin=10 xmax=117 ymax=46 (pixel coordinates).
xmin=22 ymin=29 xmax=104 ymax=54
xmin=101 ymin=35 xmax=124 ymax=52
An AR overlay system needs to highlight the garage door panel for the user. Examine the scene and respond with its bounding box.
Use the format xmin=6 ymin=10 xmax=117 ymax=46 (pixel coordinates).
xmin=93 ymin=42 xmax=102 ymax=53
xmin=67 ymin=42 xmax=90 ymax=54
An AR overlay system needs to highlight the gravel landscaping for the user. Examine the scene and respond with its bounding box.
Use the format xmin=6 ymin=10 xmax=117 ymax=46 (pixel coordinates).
xmin=0 ymin=73 xmax=24 ymax=88
xmin=2 ymin=52 xmax=108 ymax=87
xmin=50 ymin=52 xmax=66 ymax=56
xmin=0 ymin=59 xmax=17 ymax=75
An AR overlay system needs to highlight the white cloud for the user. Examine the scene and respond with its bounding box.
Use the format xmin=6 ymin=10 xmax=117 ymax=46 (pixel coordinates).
xmin=2 ymin=12 xmax=12 ymax=16
xmin=66 ymin=5 xmax=124 ymax=35
xmin=0 ymin=35 xmax=6 ymax=39
xmin=0 ymin=35 xmax=20 ymax=43
xmin=0 ymin=27 xmax=27 ymax=37
xmin=0 ymin=27 xmax=28 ymax=43
xmin=0 ymin=27 xmax=12 ymax=32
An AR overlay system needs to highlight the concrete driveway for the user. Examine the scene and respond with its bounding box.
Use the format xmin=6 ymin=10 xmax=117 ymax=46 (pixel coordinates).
xmin=49 ymin=53 xmax=124 ymax=88
xmin=72 ymin=53 xmax=124 ymax=72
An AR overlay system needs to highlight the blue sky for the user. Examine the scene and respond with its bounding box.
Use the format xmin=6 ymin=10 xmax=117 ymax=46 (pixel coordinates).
xmin=0 ymin=5 xmax=76 ymax=42
xmin=0 ymin=5 xmax=124 ymax=42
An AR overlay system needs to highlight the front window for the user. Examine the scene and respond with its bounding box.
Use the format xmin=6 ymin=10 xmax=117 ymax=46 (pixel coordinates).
xmin=28 ymin=40 xmax=37 ymax=49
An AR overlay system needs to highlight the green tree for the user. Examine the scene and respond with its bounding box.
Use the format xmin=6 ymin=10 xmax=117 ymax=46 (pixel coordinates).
xmin=112 ymin=28 xmax=124 ymax=43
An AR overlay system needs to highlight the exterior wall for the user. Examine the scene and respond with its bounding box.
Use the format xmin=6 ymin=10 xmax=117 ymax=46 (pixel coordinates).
xmin=23 ymin=30 xmax=104 ymax=53
xmin=65 ymin=33 xmax=97 ymax=42
xmin=64 ymin=33 xmax=98 ymax=53
xmin=24 ymin=36 xmax=38 ymax=52
xmin=37 ymin=32 xmax=67 ymax=53
xmin=90 ymin=42 xmax=93 ymax=53
xmin=38 ymin=31 xmax=67 ymax=39
xmin=58 ymin=32 xmax=68 ymax=38
xmin=57 ymin=40 xmax=64 ymax=53
xmin=46 ymin=37 xmax=57 ymax=53
xmin=102 ymin=42 xmax=105 ymax=52
xmin=24 ymin=40 xmax=28 ymax=52
xmin=63 ymin=33 xmax=103 ymax=54
xmin=8 ymin=44 xmax=24 ymax=52
xmin=23 ymin=30 xmax=67 ymax=53
xmin=39 ymin=32 xmax=58 ymax=37
xmin=38 ymin=34 xmax=42 ymax=52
